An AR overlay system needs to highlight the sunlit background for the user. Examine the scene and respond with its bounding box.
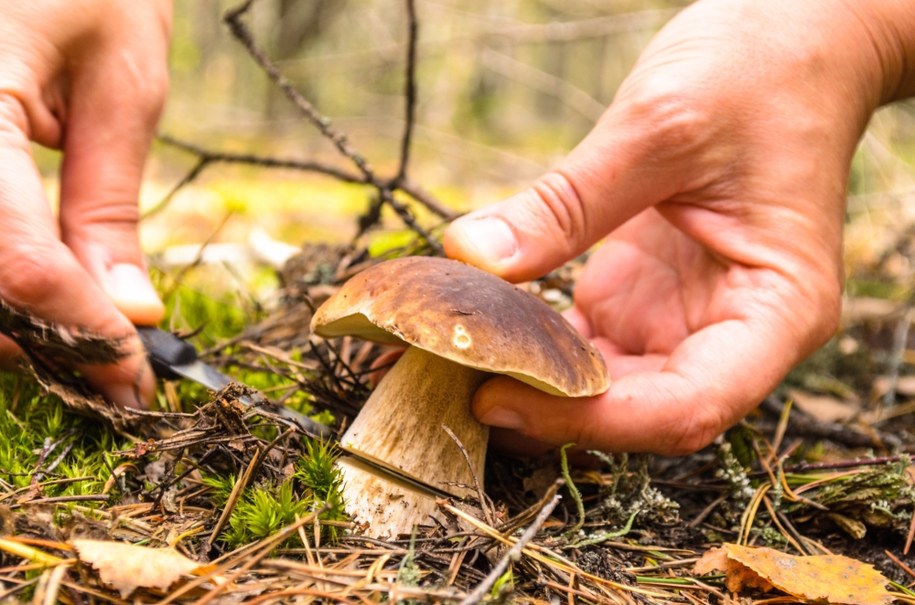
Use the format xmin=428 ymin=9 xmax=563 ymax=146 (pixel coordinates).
xmin=35 ymin=0 xmax=915 ymax=298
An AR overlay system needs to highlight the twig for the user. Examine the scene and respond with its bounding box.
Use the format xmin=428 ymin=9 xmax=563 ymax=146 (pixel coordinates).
xmin=145 ymin=135 xmax=367 ymax=219
xmin=159 ymin=134 xmax=365 ymax=184
xmin=441 ymin=424 xmax=494 ymax=527
xmin=778 ymin=454 xmax=904 ymax=473
xmin=206 ymin=458 xmax=256 ymax=548
xmin=223 ymin=0 xmax=442 ymax=251
xmin=886 ymin=548 xmax=915 ymax=580
xmin=568 ymin=510 xmax=639 ymax=549
xmin=224 ymin=2 xmax=369 ymax=178
xmin=760 ymin=396 xmax=898 ymax=449
xmin=143 ymin=155 xmax=208 ymax=220
xmin=395 ymin=0 xmax=418 ymax=184
xmin=459 ymin=490 xmax=562 ymax=605
xmin=17 ymin=495 xmax=109 ymax=506
xmin=153 ymin=135 xmax=454 ymax=221
xmin=31 ymin=438 xmax=75 ymax=486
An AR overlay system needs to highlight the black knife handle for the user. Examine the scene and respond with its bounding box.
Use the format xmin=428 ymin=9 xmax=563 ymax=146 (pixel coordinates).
xmin=136 ymin=326 xmax=198 ymax=380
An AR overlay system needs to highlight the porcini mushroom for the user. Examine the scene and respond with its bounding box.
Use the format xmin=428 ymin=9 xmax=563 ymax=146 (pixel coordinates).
xmin=310 ymin=256 xmax=609 ymax=537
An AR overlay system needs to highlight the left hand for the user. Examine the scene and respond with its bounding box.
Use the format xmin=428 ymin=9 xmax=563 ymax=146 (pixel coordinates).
xmin=0 ymin=0 xmax=172 ymax=407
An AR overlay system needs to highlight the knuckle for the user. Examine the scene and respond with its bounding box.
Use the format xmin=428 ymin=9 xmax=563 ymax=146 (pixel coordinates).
xmin=618 ymin=76 xmax=716 ymax=157
xmin=63 ymin=197 xmax=140 ymax=231
xmin=662 ymin=402 xmax=726 ymax=456
xmin=120 ymin=62 xmax=169 ymax=124
xmin=528 ymin=172 xmax=587 ymax=247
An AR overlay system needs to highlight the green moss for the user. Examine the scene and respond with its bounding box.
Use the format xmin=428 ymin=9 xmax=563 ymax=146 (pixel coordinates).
xmin=224 ymin=480 xmax=311 ymax=547
xmin=0 ymin=374 xmax=128 ymax=503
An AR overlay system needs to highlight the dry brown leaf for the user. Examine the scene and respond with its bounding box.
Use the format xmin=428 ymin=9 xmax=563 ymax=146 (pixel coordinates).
xmin=695 ymin=543 xmax=893 ymax=605
xmin=789 ymin=388 xmax=860 ymax=423
xmin=73 ymin=538 xmax=206 ymax=597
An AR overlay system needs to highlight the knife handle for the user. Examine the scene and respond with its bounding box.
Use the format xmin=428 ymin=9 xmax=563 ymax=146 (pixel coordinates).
xmin=136 ymin=326 xmax=198 ymax=380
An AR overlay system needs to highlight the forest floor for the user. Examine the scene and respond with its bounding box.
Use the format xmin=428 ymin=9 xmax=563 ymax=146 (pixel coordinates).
xmin=1 ymin=214 xmax=915 ymax=604
xmin=3 ymin=0 xmax=915 ymax=601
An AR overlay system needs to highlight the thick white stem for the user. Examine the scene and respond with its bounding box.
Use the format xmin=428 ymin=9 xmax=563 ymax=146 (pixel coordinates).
xmin=338 ymin=346 xmax=489 ymax=537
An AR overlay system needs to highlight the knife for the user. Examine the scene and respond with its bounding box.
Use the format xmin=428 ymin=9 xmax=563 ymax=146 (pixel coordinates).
xmin=136 ymin=326 xmax=333 ymax=439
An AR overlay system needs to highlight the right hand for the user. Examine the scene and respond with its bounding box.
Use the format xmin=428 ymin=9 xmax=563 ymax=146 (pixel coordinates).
xmin=445 ymin=0 xmax=915 ymax=455
xmin=0 ymin=1 xmax=172 ymax=407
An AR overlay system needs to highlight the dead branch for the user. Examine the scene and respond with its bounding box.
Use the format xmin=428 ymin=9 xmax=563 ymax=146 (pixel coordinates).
xmin=149 ymin=134 xmax=455 ymax=221
xmin=223 ymin=0 xmax=442 ymax=251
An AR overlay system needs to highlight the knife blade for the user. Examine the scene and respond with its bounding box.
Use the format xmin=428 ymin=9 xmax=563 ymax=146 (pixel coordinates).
xmin=136 ymin=326 xmax=333 ymax=439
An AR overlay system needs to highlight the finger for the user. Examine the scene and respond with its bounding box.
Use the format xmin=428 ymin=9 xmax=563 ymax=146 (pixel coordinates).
xmin=0 ymin=333 xmax=24 ymax=370
xmin=444 ymin=92 xmax=718 ymax=282
xmin=473 ymin=313 xmax=810 ymax=455
xmin=58 ymin=36 xmax=168 ymax=325
xmin=0 ymin=97 xmax=154 ymax=408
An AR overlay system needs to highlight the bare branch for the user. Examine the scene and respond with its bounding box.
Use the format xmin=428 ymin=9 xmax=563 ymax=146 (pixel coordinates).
xmin=149 ymin=134 xmax=456 ymax=221
xmin=395 ymin=0 xmax=419 ymax=184
xmin=223 ymin=0 xmax=442 ymax=251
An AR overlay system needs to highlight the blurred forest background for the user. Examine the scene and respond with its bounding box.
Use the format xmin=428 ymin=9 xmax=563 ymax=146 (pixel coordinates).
xmin=40 ymin=0 xmax=915 ymax=296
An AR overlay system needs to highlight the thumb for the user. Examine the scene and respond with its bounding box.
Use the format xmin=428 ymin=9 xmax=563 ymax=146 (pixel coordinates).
xmin=443 ymin=99 xmax=704 ymax=282
xmin=443 ymin=173 xmax=603 ymax=283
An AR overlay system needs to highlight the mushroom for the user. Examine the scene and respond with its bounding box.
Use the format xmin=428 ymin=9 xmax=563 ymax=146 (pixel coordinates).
xmin=310 ymin=256 xmax=609 ymax=538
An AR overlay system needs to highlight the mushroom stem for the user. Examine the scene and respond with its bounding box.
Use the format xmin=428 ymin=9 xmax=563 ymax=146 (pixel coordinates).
xmin=338 ymin=345 xmax=490 ymax=537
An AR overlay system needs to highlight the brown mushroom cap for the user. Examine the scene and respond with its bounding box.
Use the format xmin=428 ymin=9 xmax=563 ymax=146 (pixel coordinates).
xmin=311 ymin=256 xmax=609 ymax=397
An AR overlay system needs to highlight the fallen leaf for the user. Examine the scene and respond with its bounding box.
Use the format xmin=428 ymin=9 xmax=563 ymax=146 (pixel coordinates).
xmin=695 ymin=543 xmax=893 ymax=605
xmin=73 ymin=538 xmax=206 ymax=597
xmin=695 ymin=546 xmax=774 ymax=593
xmin=789 ymin=388 xmax=860 ymax=423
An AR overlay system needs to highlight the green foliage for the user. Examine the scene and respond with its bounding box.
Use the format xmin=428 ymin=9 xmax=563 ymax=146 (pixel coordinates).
xmin=294 ymin=439 xmax=348 ymax=539
xmin=490 ymin=568 xmax=515 ymax=602
xmin=0 ymin=373 xmax=127 ymax=502
xmin=784 ymin=460 xmax=915 ymax=535
xmin=154 ymin=271 xmax=254 ymax=348
xmin=213 ymin=439 xmax=347 ymax=549
xmin=715 ymin=440 xmax=755 ymax=502
xmin=224 ymin=480 xmax=310 ymax=546
xmin=200 ymin=472 xmax=237 ymax=509
xmin=396 ymin=535 xmax=421 ymax=602
xmin=560 ymin=443 xmax=585 ymax=535
xmin=587 ymin=452 xmax=679 ymax=529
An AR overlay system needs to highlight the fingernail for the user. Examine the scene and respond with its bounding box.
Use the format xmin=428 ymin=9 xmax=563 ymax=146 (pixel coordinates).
xmin=458 ymin=217 xmax=518 ymax=264
xmin=478 ymin=407 xmax=525 ymax=431
xmin=105 ymin=263 xmax=165 ymax=325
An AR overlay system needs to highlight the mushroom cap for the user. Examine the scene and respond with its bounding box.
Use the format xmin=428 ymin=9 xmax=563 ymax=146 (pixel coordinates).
xmin=310 ymin=256 xmax=609 ymax=397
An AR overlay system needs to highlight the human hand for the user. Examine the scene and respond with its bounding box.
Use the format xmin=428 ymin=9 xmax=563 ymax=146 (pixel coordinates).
xmin=0 ymin=1 xmax=171 ymax=407
xmin=444 ymin=0 xmax=915 ymax=455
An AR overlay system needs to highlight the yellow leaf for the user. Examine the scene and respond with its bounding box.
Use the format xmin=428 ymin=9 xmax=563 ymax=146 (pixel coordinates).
xmin=72 ymin=538 xmax=205 ymax=598
xmin=695 ymin=545 xmax=774 ymax=593
xmin=696 ymin=543 xmax=893 ymax=605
